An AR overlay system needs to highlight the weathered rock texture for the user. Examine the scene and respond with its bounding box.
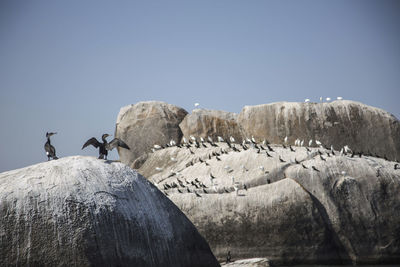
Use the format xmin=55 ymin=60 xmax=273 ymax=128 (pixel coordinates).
xmin=221 ymin=258 xmax=270 ymax=267
xmin=115 ymin=101 xmax=188 ymax=168
xmin=139 ymin=142 xmax=400 ymax=265
xmin=179 ymin=109 xmax=242 ymax=142
xmin=0 ymin=156 xmax=219 ymax=267
xmin=237 ymin=100 xmax=400 ymax=162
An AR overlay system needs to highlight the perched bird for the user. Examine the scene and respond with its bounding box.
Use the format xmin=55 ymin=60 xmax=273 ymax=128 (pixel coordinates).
xmin=82 ymin=134 xmax=130 ymax=160
xmin=337 ymin=96 xmax=343 ymax=100
xmin=344 ymin=145 xmax=352 ymax=154
xmin=309 ymin=139 xmax=313 ymax=147
xmin=194 ymin=103 xmax=200 ymax=107
xmin=230 ymin=136 xmax=235 ymax=143
xmin=44 ymin=132 xmax=58 ymax=161
xmin=312 ymin=166 xmax=320 ymax=172
xmin=304 ymin=99 xmax=310 ymax=103
xmin=226 ymin=251 xmax=232 ymax=263
xmin=284 ymin=136 xmax=288 ymax=144
xmin=217 ymin=136 xmax=224 ymax=142
xmin=326 ymin=97 xmax=331 ymax=101
xmin=153 ymin=144 xmax=162 ymax=150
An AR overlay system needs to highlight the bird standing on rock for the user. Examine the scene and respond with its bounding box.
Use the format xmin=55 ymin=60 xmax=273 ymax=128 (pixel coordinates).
xmin=44 ymin=132 xmax=58 ymax=161
xmin=82 ymin=134 xmax=130 ymax=160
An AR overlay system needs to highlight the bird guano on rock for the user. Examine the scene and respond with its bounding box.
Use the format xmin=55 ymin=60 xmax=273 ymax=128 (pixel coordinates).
xmin=82 ymin=134 xmax=130 ymax=160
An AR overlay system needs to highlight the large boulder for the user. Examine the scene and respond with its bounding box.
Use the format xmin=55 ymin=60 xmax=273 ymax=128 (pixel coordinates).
xmin=0 ymin=156 xmax=219 ymax=267
xmin=237 ymin=100 xmax=400 ymax=162
xmin=179 ymin=109 xmax=242 ymax=142
xmin=139 ymin=142 xmax=400 ymax=265
xmin=115 ymin=101 xmax=188 ymax=168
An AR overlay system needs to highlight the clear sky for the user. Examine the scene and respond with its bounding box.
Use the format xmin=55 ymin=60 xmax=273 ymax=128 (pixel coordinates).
xmin=0 ymin=0 xmax=399 ymax=172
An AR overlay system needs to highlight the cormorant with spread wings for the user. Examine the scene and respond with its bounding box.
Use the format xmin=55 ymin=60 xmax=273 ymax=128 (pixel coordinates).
xmin=82 ymin=134 xmax=130 ymax=160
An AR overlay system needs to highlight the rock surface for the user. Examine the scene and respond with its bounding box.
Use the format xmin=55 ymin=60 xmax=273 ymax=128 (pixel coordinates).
xmin=115 ymin=101 xmax=188 ymax=168
xmin=0 ymin=156 xmax=219 ymax=267
xmin=237 ymin=100 xmax=400 ymax=162
xmin=221 ymin=258 xmax=270 ymax=267
xmin=139 ymin=141 xmax=400 ymax=265
xmin=179 ymin=109 xmax=242 ymax=142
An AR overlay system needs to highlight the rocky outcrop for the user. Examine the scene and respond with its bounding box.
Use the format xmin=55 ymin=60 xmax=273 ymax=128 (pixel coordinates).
xmin=221 ymin=258 xmax=270 ymax=267
xmin=0 ymin=156 xmax=219 ymax=267
xmin=115 ymin=101 xmax=188 ymax=168
xmin=139 ymin=142 xmax=400 ymax=265
xmin=237 ymin=100 xmax=400 ymax=162
xmin=179 ymin=109 xmax=242 ymax=142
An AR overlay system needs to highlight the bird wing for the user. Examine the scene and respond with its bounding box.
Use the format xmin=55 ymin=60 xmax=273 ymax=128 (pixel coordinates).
xmin=107 ymin=138 xmax=130 ymax=151
xmin=82 ymin=137 xmax=101 ymax=149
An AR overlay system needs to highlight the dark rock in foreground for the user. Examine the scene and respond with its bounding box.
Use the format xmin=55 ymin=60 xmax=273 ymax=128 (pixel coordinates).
xmin=0 ymin=156 xmax=219 ymax=267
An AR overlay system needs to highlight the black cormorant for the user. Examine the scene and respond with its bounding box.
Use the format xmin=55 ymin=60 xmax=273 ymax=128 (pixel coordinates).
xmin=82 ymin=134 xmax=130 ymax=160
xmin=44 ymin=132 xmax=58 ymax=161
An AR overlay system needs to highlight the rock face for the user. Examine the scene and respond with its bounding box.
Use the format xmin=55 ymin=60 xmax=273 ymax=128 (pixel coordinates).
xmin=0 ymin=156 xmax=219 ymax=267
xmin=179 ymin=109 xmax=242 ymax=142
xmin=115 ymin=101 xmax=188 ymax=168
xmin=139 ymin=142 xmax=400 ymax=265
xmin=221 ymin=258 xmax=270 ymax=267
xmin=237 ymin=100 xmax=400 ymax=162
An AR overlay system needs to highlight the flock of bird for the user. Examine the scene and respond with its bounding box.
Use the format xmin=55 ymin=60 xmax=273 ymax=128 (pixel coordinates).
xmin=304 ymin=96 xmax=343 ymax=103
xmin=44 ymin=132 xmax=130 ymax=161
xmin=43 ymin=97 xmax=346 ymax=161
xmin=150 ymin=134 xmax=400 ymax=198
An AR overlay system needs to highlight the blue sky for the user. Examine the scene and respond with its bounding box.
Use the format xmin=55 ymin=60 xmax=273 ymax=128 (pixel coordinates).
xmin=0 ymin=0 xmax=399 ymax=172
